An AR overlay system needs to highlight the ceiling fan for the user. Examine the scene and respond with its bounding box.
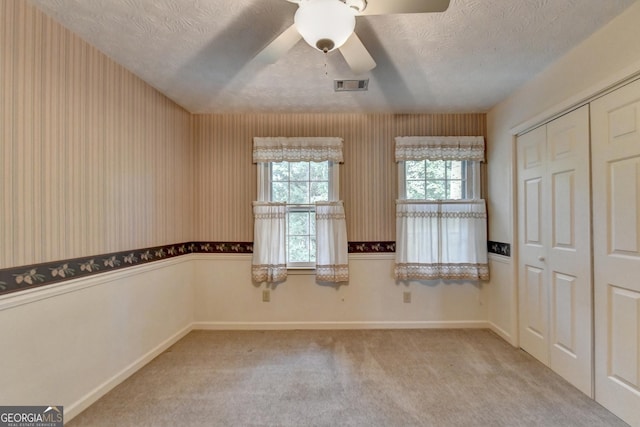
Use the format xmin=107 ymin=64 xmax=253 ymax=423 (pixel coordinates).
xmin=255 ymin=0 xmax=451 ymax=74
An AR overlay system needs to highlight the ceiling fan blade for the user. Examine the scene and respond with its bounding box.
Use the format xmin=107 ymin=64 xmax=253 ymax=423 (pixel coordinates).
xmin=254 ymin=24 xmax=302 ymax=64
xmin=339 ymin=33 xmax=376 ymax=74
xmin=360 ymin=0 xmax=450 ymax=16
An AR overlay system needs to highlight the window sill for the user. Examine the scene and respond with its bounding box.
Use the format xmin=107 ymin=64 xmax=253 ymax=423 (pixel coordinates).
xmin=287 ymin=268 xmax=316 ymax=276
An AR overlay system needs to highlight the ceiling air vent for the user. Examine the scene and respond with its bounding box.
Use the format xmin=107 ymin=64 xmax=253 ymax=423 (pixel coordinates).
xmin=334 ymin=79 xmax=369 ymax=92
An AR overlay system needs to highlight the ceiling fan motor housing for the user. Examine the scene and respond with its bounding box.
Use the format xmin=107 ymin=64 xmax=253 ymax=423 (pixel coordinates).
xmin=294 ymin=0 xmax=356 ymax=53
xmin=316 ymin=39 xmax=335 ymax=53
xmin=345 ymin=0 xmax=367 ymax=13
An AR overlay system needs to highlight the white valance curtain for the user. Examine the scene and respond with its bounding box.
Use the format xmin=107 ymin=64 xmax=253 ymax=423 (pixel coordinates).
xmin=395 ymin=136 xmax=485 ymax=162
xmin=394 ymin=136 xmax=488 ymax=281
xmin=252 ymin=202 xmax=287 ymax=283
xmin=252 ymin=137 xmax=348 ymax=283
xmin=253 ymin=137 xmax=344 ymax=163
xmin=316 ymin=201 xmax=349 ymax=282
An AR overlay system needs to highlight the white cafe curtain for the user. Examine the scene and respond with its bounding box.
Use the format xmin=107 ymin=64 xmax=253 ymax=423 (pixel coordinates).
xmin=252 ymin=202 xmax=287 ymax=283
xmin=395 ymin=200 xmax=489 ymax=280
xmin=316 ymin=201 xmax=349 ymax=283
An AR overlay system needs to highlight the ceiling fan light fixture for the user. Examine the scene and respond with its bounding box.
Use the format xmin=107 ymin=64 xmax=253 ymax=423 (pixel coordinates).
xmin=294 ymin=0 xmax=356 ymax=53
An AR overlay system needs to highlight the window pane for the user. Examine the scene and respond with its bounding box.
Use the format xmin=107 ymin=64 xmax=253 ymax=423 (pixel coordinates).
xmin=272 ymin=162 xmax=289 ymax=181
xmin=288 ymin=236 xmax=310 ymax=262
xmin=309 ymin=214 xmax=316 ymax=235
xmin=288 ymin=211 xmax=309 ymax=236
xmin=310 ymin=182 xmax=328 ymax=202
xmin=449 ymin=161 xmax=463 ymax=179
xmin=289 ymin=182 xmax=309 ymax=204
xmin=272 ymin=182 xmax=288 ymax=202
xmin=406 ymin=180 xmax=426 ymax=199
xmin=406 ymin=161 xmax=425 ymax=180
xmin=448 ymin=180 xmax=462 ymax=199
xmin=310 ymin=236 xmax=316 ymax=262
xmin=426 ymin=181 xmax=446 ymax=199
xmin=426 ymin=160 xmax=446 ymax=179
xmin=290 ymin=162 xmax=309 ymax=181
xmin=401 ymin=159 xmax=475 ymax=202
xmin=310 ymin=161 xmax=328 ymax=181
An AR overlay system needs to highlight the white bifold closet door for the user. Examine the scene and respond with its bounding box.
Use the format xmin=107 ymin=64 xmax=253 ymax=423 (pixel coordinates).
xmin=517 ymin=105 xmax=592 ymax=397
xmin=592 ymin=78 xmax=640 ymax=427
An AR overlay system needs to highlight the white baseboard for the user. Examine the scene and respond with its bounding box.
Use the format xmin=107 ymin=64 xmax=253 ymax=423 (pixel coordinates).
xmin=488 ymin=321 xmax=516 ymax=347
xmin=192 ymin=320 xmax=490 ymax=330
xmin=64 ymin=323 xmax=192 ymax=422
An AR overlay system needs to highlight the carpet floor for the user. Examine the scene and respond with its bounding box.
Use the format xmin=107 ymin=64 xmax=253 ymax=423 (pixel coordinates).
xmin=67 ymin=329 xmax=627 ymax=426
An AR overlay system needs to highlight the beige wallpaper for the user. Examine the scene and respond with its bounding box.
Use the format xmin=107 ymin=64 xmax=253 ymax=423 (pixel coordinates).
xmin=1 ymin=0 xmax=486 ymax=272
xmin=1 ymin=0 xmax=193 ymax=269
xmin=193 ymin=114 xmax=486 ymax=242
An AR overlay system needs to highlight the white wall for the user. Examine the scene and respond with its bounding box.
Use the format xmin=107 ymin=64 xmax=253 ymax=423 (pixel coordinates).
xmin=0 ymin=252 xmax=487 ymax=424
xmin=486 ymin=1 xmax=640 ymax=344
xmin=192 ymin=254 xmax=487 ymax=329
xmin=0 ymin=258 xmax=194 ymax=421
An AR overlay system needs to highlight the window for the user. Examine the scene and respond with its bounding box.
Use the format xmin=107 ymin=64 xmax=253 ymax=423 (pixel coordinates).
xmin=400 ymin=159 xmax=480 ymax=200
xmin=394 ymin=136 xmax=488 ymax=281
xmin=252 ymin=136 xmax=348 ymax=283
xmin=258 ymin=160 xmax=339 ymax=268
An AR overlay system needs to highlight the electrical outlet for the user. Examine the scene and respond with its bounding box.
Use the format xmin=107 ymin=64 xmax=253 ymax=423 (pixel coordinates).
xmin=403 ymin=291 xmax=411 ymax=303
xmin=262 ymin=289 xmax=270 ymax=302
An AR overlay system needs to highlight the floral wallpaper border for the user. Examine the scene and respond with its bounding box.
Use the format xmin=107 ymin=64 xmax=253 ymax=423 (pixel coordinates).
xmin=488 ymin=241 xmax=511 ymax=257
xmin=348 ymin=241 xmax=396 ymax=253
xmin=191 ymin=241 xmax=254 ymax=254
xmin=0 ymin=241 xmax=256 ymax=296
xmin=0 ymin=243 xmax=190 ymax=296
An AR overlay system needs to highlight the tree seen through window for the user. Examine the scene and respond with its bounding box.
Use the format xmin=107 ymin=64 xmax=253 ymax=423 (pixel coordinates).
xmin=405 ymin=160 xmax=467 ymax=200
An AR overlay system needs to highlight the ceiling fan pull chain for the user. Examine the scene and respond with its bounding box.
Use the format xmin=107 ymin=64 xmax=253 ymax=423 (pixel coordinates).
xmin=324 ymin=52 xmax=329 ymax=76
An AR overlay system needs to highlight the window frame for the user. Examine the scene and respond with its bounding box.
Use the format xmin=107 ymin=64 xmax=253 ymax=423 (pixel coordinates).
xmin=398 ymin=159 xmax=481 ymax=201
xmin=257 ymin=161 xmax=339 ymax=269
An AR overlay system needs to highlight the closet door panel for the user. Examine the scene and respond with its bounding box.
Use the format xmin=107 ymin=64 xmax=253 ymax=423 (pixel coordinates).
xmin=592 ymin=78 xmax=640 ymax=426
xmin=546 ymin=105 xmax=592 ymax=397
xmin=517 ymin=125 xmax=549 ymax=365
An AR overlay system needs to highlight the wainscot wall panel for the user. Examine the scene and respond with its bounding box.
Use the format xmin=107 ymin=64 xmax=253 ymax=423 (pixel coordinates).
xmin=192 ymin=254 xmax=488 ymax=329
xmin=0 ymin=0 xmax=193 ymax=269
xmin=0 ymin=257 xmax=194 ymax=421
xmin=193 ymin=113 xmax=486 ymax=242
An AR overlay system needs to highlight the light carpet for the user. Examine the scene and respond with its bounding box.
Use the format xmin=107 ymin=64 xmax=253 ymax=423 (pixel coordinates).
xmin=67 ymin=329 xmax=626 ymax=426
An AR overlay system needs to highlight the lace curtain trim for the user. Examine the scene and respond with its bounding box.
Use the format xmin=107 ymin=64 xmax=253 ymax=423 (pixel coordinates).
xmin=252 ymin=264 xmax=288 ymax=283
xmin=253 ymin=137 xmax=344 ymax=163
xmin=395 ymin=136 xmax=485 ymax=162
xmin=395 ymin=263 xmax=489 ymax=281
xmin=316 ymin=201 xmax=346 ymax=220
xmin=316 ymin=264 xmax=349 ymax=282
xmin=395 ymin=199 xmax=487 ymax=216
xmin=396 ymin=210 xmax=487 ymax=219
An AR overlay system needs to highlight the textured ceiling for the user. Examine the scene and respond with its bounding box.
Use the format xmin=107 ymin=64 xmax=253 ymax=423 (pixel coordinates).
xmin=30 ymin=0 xmax=636 ymax=114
